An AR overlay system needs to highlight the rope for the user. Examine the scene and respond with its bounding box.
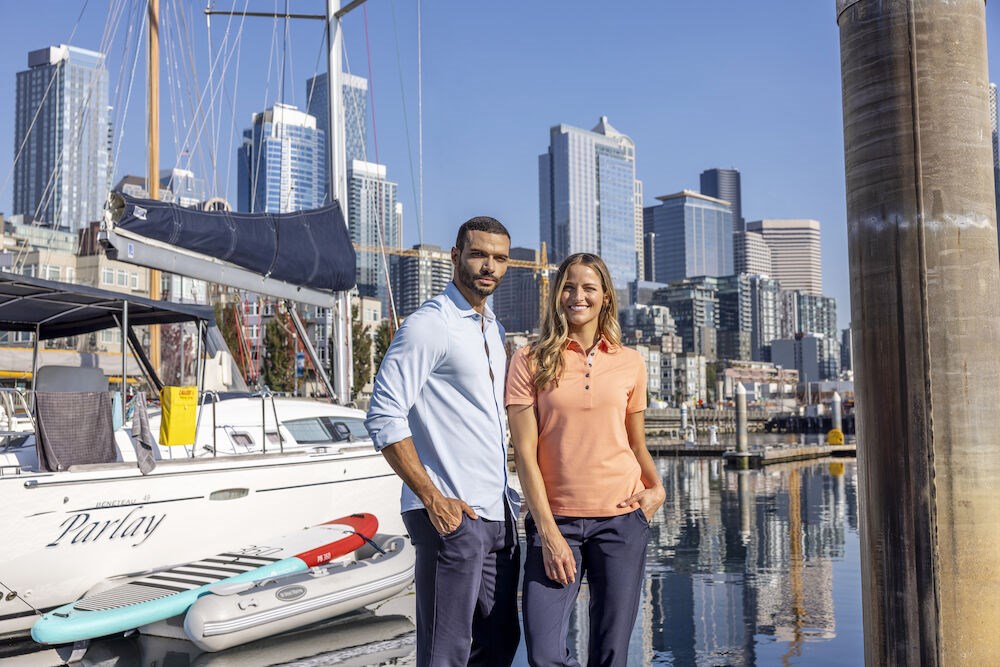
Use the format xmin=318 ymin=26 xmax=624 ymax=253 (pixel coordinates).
xmin=390 ymin=0 xmax=423 ymax=246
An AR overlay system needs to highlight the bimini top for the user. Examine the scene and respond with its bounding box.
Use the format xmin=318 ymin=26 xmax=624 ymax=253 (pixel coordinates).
xmin=0 ymin=273 xmax=215 ymax=340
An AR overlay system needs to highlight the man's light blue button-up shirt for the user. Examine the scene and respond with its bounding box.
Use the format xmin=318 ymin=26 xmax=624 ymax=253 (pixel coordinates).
xmin=365 ymin=282 xmax=519 ymax=521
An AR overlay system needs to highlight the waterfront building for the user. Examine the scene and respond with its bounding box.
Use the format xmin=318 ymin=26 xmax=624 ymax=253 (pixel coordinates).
xmin=14 ymin=45 xmax=111 ymax=232
xmin=643 ymin=191 xmax=733 ymax=284
xmin=733 ymin=230 xmax=772 ymax=276
xmin=717 ymin=274 xmax=753 ymax=362
xmin=237 ymin=103 xmax=325 ymax=214
xmin=628 ymin=279 xmax=669 ymax=307
xmin=634 ymin=344 xmax=663 ymax=399
xmin=652 ymin=278 xmax=719 ymax=360
xmin=347 ymin=160 xmax=402 ymax=312
xmin=771 ymin=333 xmax=823 ymax=384
xmin=492 ymin=247 xmax=541 ymax=333
xmin=700 ymin=167 xmax=743 ymax=231
xmin=306 ymin=72 xmax=368 ymax=204
xmin=113 ymin=169 xmax=207 ymax=208
xmin=391 ymin=244 xmax=452 ymax=318
xmin=746 ymin=219 xmax=822 ymax=295
xmin=748 ymin=274 xmax=781 ymax=361
xmin=539 ymin=116 xmax=640 ymax=288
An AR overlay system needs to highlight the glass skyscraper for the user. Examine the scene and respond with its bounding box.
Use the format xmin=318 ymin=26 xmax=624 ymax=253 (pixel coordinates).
xmin=539 ymin=117 xmax=640 ymax=289
xmin=306 ymin=72 xmax=368 ymax=204
xmin=14 ymin=45 xmax=111 ymax=232
xmin=237 ymin=103 xmax=325 ymax=214
xmin=700 ymin=167 xmax=743 ymax=231
xmin=643 ymin=191 xmax=734 ymax=285
xmin=347 ymin=160 xmax=402 ymax=314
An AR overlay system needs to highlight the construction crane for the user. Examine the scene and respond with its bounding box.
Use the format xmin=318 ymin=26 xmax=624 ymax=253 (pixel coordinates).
xmin=352 ymin=241 xmax=555 ymax=320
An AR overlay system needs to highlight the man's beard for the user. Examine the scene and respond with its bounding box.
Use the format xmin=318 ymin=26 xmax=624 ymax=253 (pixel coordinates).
xmin=458 ymin=262 xmax=501 ymax=297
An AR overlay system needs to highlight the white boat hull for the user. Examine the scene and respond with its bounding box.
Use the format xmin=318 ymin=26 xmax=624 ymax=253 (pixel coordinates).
xmin=0 ymin=399 xmax=401 ymax=640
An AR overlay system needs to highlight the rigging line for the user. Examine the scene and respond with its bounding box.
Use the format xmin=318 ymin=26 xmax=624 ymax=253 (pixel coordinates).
xmin=362 ymin=4 xmax=399 ymax=331
xmin=279 ymin=0 xmax=288 ymax=106
xmin=162 ymin=4 xmax=183 ymax=179
xmin=177 ymin=0 xmax=213 ymax=192
xmin=108 ymin=0 xmax=142 ymax=185
xmin=169 ymin=0 xmax=247 ymax=199
xmin=417 ymin=0 xmax=423 ymax=247
xmin=249 ymin=0 xmax=282 ymax=211
xmin=221 ymin=2 xmax=252 ymax=204
xmin=110 ymin=5 xmax=147 ymax=191
xmin=342 ymin=36 xmax=370 ymax=165
xmin=389 ymin=0 xmax=422 ymax=247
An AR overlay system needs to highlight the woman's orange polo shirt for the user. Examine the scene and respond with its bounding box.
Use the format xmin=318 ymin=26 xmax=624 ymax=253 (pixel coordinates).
xmin=505 ymin=339 xmax=647 ymax=517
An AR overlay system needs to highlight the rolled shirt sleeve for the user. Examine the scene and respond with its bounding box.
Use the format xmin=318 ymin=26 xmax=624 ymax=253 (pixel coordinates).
xmin=504 ymin=346 xmax=536 ymax=407
xmin=626 ymin=354 xmax=648 ymax=414
xmin=365 ymin=308 xmax=447 ymax=451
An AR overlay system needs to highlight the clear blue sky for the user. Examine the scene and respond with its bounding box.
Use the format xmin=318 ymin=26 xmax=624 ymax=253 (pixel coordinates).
xmin=0 ymin=1 xmax=998 ymax=331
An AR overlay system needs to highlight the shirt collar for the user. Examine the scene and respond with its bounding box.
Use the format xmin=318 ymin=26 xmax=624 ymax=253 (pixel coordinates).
xmin=444 ymin=281 xmax=496 ymax=323
xmin=565 ymin=335 xmax=611 ymax=353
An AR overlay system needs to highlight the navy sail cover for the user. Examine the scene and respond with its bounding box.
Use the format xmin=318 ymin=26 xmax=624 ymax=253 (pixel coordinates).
xmin=111 ymin=193 xmax=356 ymax=292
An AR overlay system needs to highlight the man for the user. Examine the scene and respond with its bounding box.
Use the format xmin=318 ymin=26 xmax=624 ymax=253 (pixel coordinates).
xmin=365 ymin=216 xmax=520 ymax=667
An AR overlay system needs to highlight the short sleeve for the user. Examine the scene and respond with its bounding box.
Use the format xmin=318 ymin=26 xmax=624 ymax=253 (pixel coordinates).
xmin=626 ymin=352 xmax=648 ymax=413
xmin=504 ymin=347 xmax=536 ymax=407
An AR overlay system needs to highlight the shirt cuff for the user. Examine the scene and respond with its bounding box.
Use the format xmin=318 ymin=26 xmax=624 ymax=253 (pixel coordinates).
xmin=504 ymin=397 xmax=534 ymax=407
xmin=369 ymin=418 xmax=413 ymax=451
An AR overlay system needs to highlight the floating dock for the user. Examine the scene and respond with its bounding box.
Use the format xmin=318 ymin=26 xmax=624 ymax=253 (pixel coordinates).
xmin=647 ymin=437 xmax=857 ymax=467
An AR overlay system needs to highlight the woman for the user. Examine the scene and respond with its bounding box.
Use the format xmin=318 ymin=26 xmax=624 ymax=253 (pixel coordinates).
xmin=506 ymin=253 xmax=665 ymax=667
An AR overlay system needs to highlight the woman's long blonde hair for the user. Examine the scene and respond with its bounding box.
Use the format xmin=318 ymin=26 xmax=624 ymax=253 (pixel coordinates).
xmin=529 ymin=253 xmax=622 ymax=391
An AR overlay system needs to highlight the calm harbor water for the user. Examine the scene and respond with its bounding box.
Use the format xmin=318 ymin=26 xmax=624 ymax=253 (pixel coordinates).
xmin=9 ymin=450 xmax=862 ymax=666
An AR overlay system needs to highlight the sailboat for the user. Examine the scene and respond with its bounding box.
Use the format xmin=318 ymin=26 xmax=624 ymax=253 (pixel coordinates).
xmin=0 ymin=0 xmax=408 ymax=643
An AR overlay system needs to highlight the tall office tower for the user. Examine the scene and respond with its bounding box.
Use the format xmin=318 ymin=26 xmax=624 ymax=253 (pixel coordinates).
xmin=306 ymin=72 xmax=368 ymax=204
xmin=651 ymin=278 xmax=719 ymax=359
xmin=733 ymin=230 xmax=772 ymax=276
xmin=539 ymin=116 xmax=639 ymax=289
xmin=237 ymin=103 xmax=326 ymax=214
xmin=492 ymin=247 xmax=541 ymax=333
xmin=618 ymin=303 xmax=677 ymax=346
xmin=700 ymin=168 xmax=743 ymax=231
xmin=14 ymin=45 xmax=111 ymax=232
xmin=642 ymin=232 xmax=656 ymax=281
xmin=990 ymin=83 xmax=999 ymax=229
xmin=717 ymin=274 xmax=753 ymax=361
xmin=778 ymin=289 xmax=800 ymax=339
xmin=391 ymin=244 xmax=452 ymax=318
xmin=748 ymin=274 xmax=780 ymax=361
xmin=745 ymin=219 xmax=822 ymax=295
xmin=347 ymin=160 xmax=402 ymax=312
xmin=643 ymin=191 xmax=733 ymax=284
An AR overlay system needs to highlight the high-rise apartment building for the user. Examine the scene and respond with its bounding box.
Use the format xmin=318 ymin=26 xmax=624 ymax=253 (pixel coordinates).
xmin=492 ymin=247 xmax=541 ymax=333
xmin=347 ymin=160 xmax=402 ymax=312
xmin=392 ymin=244 xmax=452 ymax=318
xmin=717 ymin=273 xmax=753 ymax=361
xmin=733 ymin=230 xmax=772 ymax=276
xmin=306 ymin=72 xmax=368 ymax=204
xmin=14 ymin=45 xmax=111 ymax=231
xmin=237 ymin=103 xmax=326 ymax=214
xmin=539 ymin=117 xmax=640 ymax=288
xmin=748 ymin=274 xmax=780 ymax=362
xmin=746 ymin=219 xmax=822 ymax=295
xmin=652 ymin=278 xmax=719 ymax=359
xmin=643 ymin=191 xmax=733 ymax=284
xmin=700 ymin=167 xmax=743 ymax=231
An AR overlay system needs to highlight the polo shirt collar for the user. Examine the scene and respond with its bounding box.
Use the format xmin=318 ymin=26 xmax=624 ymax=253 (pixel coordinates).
xmin=565 ymin=335 xmax=611 ymax=353
xmin=444 ymin=281 xmax=496 ymax=323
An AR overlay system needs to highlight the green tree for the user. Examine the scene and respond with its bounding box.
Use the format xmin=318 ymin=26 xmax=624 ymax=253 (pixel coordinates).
xmin=262 ymin=318 xmax=294 ymax=392
xmin=373 ymin=320 xmax=392 ymax=374
xmin=349 ymin=305 xmax=372 ymax=400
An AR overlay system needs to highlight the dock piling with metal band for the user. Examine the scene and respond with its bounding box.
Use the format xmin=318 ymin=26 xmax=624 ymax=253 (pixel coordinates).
xmin=837 ymin=0 xmax=1000 ymax=663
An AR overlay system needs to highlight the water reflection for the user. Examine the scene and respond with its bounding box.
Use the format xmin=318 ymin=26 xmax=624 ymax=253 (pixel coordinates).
xmin=10 ymin=457 xmax=860 ymax=666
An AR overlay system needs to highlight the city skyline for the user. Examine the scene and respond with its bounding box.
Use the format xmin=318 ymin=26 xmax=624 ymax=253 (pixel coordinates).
xmin=0 ymin=2 xmax=998 ymax=330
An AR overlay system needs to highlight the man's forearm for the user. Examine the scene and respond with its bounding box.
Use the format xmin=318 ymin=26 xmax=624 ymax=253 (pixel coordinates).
xmin=380 ymin=437 xmax=444 ymax=506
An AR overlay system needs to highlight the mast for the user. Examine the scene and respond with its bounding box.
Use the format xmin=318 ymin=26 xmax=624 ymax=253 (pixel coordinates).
xmin=147 ymin=0 xmax=161 ymax=375
xmin=327 ymin=0 xmax=351 ymax=403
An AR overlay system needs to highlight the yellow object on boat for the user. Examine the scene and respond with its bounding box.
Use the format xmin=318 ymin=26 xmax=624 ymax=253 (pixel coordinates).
xmin=160 ymin=386 xmax=198 ymax=446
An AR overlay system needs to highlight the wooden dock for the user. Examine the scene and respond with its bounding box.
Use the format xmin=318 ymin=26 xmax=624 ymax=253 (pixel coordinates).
xmin=647 ymin=437 xmax=857 ymax=467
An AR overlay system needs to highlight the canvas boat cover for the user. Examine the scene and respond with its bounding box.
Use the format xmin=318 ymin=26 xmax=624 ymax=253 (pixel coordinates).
xmin=107 ymin=193 xmax=356 ymax=293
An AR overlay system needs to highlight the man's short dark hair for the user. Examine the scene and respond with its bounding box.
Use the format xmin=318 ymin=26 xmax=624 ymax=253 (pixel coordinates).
xmin=455 ymin=216 xmax=510 ymax=251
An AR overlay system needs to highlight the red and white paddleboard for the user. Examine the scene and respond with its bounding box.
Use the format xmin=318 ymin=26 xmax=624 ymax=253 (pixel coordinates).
xmin=32 ymin=513 xmax=378 ymax=645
